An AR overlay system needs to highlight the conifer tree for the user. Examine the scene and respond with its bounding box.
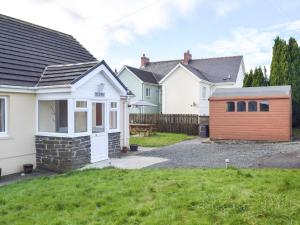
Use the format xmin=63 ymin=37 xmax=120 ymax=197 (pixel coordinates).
xmin=269 ymin=37 xmax=288 ymax=85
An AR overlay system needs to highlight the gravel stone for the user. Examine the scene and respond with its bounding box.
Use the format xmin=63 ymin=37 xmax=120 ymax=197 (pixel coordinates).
xmin=137 ymin=138 xmax=300 ymax=168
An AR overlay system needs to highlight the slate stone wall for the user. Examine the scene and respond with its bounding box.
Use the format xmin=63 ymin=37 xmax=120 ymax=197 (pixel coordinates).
xmin=108 ymin=132 xmax=121 ymax=157
xmin=36 ymin=135 xmax=91 ymax=172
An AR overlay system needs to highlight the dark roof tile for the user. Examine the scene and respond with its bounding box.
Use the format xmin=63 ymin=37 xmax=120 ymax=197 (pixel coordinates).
xmin=38 ymin=61 xmax=98 ymax=86
xmin=126 ymin=66 xmax=158 ymax=84
xmin=142 ymin=56 xmax=243 ymax=83
xmin=0 ymin=14 xmax=96 ymax=86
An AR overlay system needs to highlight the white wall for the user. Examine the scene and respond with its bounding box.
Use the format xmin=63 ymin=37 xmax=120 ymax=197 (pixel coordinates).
xmin=198 ymin=82 xmax=211 ymax=116
xmin=161 ymin=61 xmax=245 ymax=116
xmin=118 ymin=68 xmax=143 ymax=114
xmin=161 ymin=66 xmax=200 ymax=114
xmin=0 ymin=92 xmax=36 ymax=176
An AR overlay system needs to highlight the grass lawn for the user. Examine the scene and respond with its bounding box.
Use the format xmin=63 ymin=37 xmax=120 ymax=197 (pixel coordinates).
xmin=0 ymin=168 xmax=299 ymax=225
xmin=130 ymin=132 xmax=196 ymax=147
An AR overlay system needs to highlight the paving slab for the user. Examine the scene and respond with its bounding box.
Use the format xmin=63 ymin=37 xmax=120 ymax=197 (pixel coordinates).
xmin=84 ymin=156 xmax=168 ymax=170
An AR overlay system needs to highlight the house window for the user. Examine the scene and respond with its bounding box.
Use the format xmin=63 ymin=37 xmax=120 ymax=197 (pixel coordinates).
xmin=248 ymin=101 xmax=257 ymax=112
xmin=237 ymin=101 xmax=246 ymax=112
xmin=226 ymin=102 xmax=235 ymax=112
xmin=109 ymin=102 xmax=118 ymax=129
xmin=92 ymin=102 xmax=105 ymax=133
xmin=145 ymin=87 xmax=151 ymax=97
xmin=74 ymin=100 xmax=88 ymax=133
xmin=202 ymin=86 xmax=206 ymax=99
xmin=76 ymin=101 xmax=87 ymax=108
xmin=0 ymin=97 xmax=7 ymax=134
xmin=38 ymin=100 xmax=68 ymax=133
xmin=260 ymin=101 xmax=269 ymax=112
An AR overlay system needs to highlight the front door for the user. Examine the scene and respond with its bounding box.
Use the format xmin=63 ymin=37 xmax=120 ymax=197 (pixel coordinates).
xmin=90 ymin=102 xmax=108 ymax=163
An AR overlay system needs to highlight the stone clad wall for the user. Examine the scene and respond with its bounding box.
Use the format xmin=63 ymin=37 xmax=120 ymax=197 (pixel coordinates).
xmin=36 ymin=135 xmax=91 ymax=172
xmin=108 ymin=132 xmax=121 ymax=157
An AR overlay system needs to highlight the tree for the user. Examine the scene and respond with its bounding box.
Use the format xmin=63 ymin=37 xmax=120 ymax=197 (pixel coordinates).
xmin=263 ymin=66 xmax=269 ymax=86
xmin=287 ymin=37 xmax=300 ymax=126
xmin=252 ymin=67 xmax=265 ymax=87
xmin=243 ymin=69 xmax=253 ymax=87
xmin=243 ymin=67 xmax=268 ymax=87
xmin=269 ymin=37 xmax=288 ymax=86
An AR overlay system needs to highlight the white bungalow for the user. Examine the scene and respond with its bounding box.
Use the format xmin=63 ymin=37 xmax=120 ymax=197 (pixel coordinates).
xmin=0 ymin=15 xmax=132 ymax=176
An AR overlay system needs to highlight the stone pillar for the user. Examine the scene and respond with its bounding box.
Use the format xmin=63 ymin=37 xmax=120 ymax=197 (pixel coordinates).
xmin=108 ymin=132 xmax=121 ymax=157
xmin=35 ymin=135 xmax=91 ymax=172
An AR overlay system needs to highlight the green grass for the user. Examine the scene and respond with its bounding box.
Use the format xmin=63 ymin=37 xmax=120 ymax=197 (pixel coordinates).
xmin=0 ymin=168 xmax=299 ymax=225
xmin=130 ymin=132 xmax=196 ymax=147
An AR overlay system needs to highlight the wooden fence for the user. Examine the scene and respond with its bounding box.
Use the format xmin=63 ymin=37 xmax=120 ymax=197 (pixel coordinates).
xmin=129 ymin=114 xmax=209 ymax=135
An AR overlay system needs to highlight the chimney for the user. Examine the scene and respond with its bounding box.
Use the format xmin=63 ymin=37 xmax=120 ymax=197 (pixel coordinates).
xmin=140 ymin=53 xmax=150 ymax=68
xmin=183 ymin=50 xmax=192 ymax=64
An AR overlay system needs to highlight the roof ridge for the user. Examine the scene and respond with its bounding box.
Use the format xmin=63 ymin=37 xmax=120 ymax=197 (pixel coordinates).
xmin=0 ymin=14 xmax=73 ymax=38
xmin=47 ymin=61 xmax=99 ymax=68
xmin=147 ymin=55 xmax=243 ymax=65
xmin=36 ymin=66 xmax=48 ymax=87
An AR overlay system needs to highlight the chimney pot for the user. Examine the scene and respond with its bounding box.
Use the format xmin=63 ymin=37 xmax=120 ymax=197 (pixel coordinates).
xmin=183 ymin=50 xmax=192 ymax=65
xmin=141 ymin=53 xmax=150 ymax=68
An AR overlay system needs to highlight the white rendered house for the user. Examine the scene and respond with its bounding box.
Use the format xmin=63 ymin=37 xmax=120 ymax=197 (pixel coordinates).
xmin=118 ymin=51 xmax=245 ymax=116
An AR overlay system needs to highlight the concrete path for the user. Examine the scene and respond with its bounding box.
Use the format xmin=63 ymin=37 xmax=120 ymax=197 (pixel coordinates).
xmin=84 ymin=156 xmax=168 ymax=170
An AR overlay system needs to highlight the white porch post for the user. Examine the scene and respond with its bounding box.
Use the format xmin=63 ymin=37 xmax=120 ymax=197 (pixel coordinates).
xmin=67 ymin=99 xmax=74 ymax=135
xmin=123 ymin=98 xmax=130 ymax=147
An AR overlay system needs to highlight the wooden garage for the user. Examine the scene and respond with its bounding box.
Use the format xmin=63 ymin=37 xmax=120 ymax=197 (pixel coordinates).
xmin=209 ymin=86 xmax=292 ymax=142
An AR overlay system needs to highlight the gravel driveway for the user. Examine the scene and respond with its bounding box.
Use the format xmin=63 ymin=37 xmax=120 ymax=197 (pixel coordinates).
xmin=137 ymin=138 xmax=300 ymax=168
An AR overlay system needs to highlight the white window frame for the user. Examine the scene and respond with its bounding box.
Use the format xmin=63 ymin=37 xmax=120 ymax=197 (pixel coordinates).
xmin=37 ymin=98 xmax=71 ymax=137
xmin=92 ymin=101 xmax=106 ymax=133
xmin=74 ymin=100 xmax=88 ymax=134
xmin=109 ymin=101 xmax=119 ymax=132
xmin=145 ymin=87 xmax=151 ymax=97
xmin=0 ymin=96 xmax=8 ymax=137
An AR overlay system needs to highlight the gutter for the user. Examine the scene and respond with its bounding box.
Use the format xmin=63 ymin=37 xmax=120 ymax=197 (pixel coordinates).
xmin=0 ymin=84 xmax=72 ymax=93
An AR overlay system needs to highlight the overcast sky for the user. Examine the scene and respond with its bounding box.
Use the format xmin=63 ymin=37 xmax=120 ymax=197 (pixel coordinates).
xmin=1 ymin=0 xmax=300 ymax=71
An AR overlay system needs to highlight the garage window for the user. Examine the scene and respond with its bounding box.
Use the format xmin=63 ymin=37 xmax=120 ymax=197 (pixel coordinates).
xmin=260 ymin=101 xmax=269 ymax=112
xmin=226 ymin=102 xmax=235 ymax=112
xmin=237 ymin=101 xmax=246 ymax=112
xmin=248 ymin=101 xmax=257 ymax=112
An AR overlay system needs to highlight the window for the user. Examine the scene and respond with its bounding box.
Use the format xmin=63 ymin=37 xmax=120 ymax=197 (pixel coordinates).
xmin=248 ymin=101 xmax=257 ymax=112
xmin=74 ymin=100 xmax=87 ymax=133
xmin=92 ymin=102 xmax=105 ymax=133
xmin=237 ymin=101 xmax=246 ymax=112
xmin=0 ymin=97 xmax=7 ymax=134
xmin=76 ymin=101 xmax=87 ymax=108
xmin=38 ymin=100 xmax=68 ymax=133
xmin=202 ymin=86 xmax=206 ymax=99
xmin=226 ymin=102 xmax=235 ymax=112
xmin=109 ymin=102 xmax=118 ymax=129
xmin=145 ymin=87 xmax=151 ymax=97
xmin=260 ymin=101 xmax=269 ymax=112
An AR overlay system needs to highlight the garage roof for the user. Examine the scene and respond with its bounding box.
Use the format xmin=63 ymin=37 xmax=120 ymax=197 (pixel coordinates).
xmin=210 ymin=86 xmax=291 ymax=99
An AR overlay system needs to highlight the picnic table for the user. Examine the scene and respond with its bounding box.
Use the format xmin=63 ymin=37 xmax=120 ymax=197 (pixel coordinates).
xmin=129 ymin=123 xmax=157 ymax=136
